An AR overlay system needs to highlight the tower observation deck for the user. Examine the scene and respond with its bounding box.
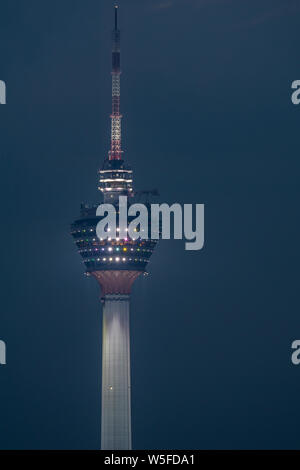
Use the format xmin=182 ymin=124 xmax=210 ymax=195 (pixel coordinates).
xmin=71 ymin=6 xmax=157 ymax=450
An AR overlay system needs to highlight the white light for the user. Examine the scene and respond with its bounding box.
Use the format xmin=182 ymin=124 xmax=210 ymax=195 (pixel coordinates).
xmin=100 ymin=169 xmax=132 ymax=173
xmin=108 ymin=247 xmax=112 ymax=252
xmin=116 ymin=257 xmax=120 ymax=262
xmin=100 ymin=178 xmax=128 ymax=183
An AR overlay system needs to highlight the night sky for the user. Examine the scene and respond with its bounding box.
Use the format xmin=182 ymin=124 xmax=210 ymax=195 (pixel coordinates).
xmin=0 ymin=0 xmax=300 ymax=450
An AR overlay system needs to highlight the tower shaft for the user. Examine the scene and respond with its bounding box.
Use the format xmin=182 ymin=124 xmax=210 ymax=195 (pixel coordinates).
xmin=101 ymin=294 xmax=131 ymax=450
xmin=93 ymin=270 xmax=142 ymax=450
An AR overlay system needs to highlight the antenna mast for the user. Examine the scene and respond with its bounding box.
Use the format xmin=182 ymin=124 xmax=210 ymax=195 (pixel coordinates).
xmin=110 ymin=5 xmax=122 ymax=160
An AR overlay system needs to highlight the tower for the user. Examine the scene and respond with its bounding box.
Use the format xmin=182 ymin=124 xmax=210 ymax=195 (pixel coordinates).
xmin=71 ymin=6 xmax=156 ymax=450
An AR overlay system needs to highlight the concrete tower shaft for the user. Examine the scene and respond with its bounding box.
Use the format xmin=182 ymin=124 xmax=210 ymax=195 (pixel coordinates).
xmin=92 ymin=270 xmax=143 ymax=450
xmin=101 ymin=295 xmax=131 ymax=450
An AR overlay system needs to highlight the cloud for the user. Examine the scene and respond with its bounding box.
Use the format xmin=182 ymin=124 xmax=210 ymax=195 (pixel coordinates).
xmin=250 ymin=2 xmax=300 ymax=26
xmin=152 ymin=0 xmax=300 ymax=27
xmin=153 ymin=0 xmax=234 ymax=10
xmin=154 ymin=1 xmax=174 ymax=10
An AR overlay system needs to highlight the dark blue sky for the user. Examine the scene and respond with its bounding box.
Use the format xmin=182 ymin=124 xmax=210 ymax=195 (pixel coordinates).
xmin=0 ymin=0 xmax=300 ymax=449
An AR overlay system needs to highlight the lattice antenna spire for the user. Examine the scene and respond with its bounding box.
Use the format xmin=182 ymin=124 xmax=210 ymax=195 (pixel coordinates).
xmin=109 ymin=5 xmax=122 ymax=160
